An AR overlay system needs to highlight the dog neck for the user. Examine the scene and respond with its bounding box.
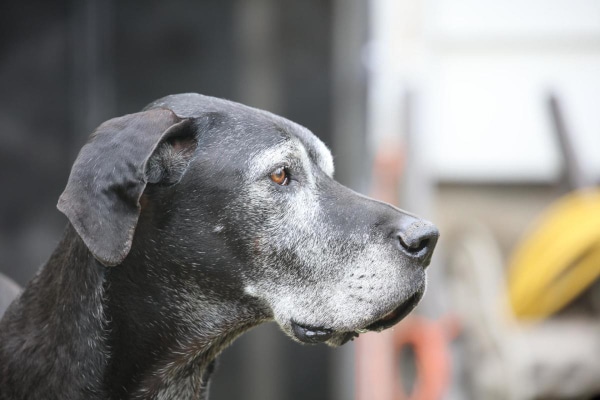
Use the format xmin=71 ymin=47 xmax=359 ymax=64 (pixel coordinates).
xmin=0 ymin=224 xmax=269 ymax=400
xmin=0 ymin=225 xmax=109 ymax=399
xmin=102 ymin=236 xmax=269 ymax=399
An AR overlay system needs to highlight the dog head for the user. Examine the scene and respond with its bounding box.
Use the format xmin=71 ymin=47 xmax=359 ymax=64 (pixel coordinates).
xmin=58 ymin=93 xmax=438 ymax=346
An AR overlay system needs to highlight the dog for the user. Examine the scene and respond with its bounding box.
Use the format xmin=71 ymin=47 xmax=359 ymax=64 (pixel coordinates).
xmin=0 ymin=93 xmax=438 ymax=400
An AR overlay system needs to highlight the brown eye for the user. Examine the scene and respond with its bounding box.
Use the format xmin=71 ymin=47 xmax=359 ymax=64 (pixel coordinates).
xmin=270 ymin=167 xmax=289 ymax=185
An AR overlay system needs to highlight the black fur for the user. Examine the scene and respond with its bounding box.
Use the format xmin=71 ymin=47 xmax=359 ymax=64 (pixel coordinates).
xmin=0 ymin=93 xmax=438 ymax=400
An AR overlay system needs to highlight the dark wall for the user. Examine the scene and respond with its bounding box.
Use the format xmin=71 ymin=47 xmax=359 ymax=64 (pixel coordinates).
xmin=0 ymin=0 xmax=335 ymax=280
xmin=113 ymin=2 xmax=237 ymax=113
xmin=0 ymin=1 xmax=338 ymax=399
xmin=0 ymin=1 xmax=72 ymax=285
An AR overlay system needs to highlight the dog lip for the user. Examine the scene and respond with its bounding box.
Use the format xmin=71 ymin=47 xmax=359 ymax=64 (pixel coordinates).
xmin=291 ymin=292 xmax=423 ymax=344
xmin=291 ymin=321 xmax=334 ymax=344
xmin=361 ymin=291 xmax=422 ymax=332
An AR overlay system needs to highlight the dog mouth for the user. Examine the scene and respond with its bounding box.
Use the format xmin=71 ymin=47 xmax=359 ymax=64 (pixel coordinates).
xmin=290 ymin=291 xmax=423 ymax=345
xmin=361 ymin=291 xmax=422 ymax=332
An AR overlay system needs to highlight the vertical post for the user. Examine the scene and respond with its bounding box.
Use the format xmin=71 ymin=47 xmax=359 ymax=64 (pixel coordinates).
xmin=331 ymin=0 xmax=369 ymax=399
xmin=548 ymin=94 xmax=589 ymax=190
xmin=68 ymin=0 xmax=115 ymax=144
xmin=233 ymin=1 xmax=285 ymax=399
xmin=331 ymin=0 xmax=369 ymax=193
xmin=234 ymin=0 xmax=282 ymax=113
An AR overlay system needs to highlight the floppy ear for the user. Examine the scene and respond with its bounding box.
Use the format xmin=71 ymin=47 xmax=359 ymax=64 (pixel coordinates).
xmin=57 ymin=108 xmax=194 ymax=266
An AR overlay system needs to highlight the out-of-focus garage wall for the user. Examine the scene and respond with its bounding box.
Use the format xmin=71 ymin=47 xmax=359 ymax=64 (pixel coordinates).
xmin=363 ymin=1 xmax=600 ymax=399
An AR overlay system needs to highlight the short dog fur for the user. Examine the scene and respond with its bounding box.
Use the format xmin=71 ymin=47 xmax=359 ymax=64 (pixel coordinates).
xmin=0 ymin=93 xmax=438 ymax=400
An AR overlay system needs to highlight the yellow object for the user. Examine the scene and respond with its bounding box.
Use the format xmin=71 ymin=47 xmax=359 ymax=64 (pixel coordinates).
xmin=507 ymin=188 xmax=600 ymax=319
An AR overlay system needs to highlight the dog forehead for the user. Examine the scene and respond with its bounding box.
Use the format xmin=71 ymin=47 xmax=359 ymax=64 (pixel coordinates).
xmin=146 ymin=93 xmax=334 ymax=176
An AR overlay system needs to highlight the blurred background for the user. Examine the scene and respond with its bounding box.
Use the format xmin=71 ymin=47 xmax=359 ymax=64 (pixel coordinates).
xmin=1 ymin=0 xmax=600 ymax=399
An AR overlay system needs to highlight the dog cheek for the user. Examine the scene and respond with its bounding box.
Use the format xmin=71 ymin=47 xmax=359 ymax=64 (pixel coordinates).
xmin=252 ymin=238 xmax=263 ymax=258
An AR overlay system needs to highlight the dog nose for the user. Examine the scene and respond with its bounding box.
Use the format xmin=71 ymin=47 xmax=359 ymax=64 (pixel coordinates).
xmin=396 ymin=220 xmax=439 ymax=262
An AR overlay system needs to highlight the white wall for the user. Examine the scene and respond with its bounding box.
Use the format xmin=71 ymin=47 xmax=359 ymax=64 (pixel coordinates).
xmin=368 ymin=0 xmax=600 ymax=183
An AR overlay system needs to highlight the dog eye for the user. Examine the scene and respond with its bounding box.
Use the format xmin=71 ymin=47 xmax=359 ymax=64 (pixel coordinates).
xmin=270 ymin=167 xmax=289 ymax=186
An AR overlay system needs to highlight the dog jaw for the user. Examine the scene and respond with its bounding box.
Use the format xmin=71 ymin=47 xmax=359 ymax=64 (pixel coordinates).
xmin=244 ymin=253 xmax=427 ymax=348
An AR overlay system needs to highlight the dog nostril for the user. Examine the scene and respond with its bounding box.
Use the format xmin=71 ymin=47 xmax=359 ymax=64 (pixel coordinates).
xmin=400 ymin=237 xmax=429 ymax=253
xmin=396 ymin=221 xmax=439 ymax=258
xmin=398 ymin=236 xmax=430 ymax=254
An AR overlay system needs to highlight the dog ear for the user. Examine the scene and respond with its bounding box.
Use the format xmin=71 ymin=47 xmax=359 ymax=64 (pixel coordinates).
xmin=57 ymin=108 xmax=194 ymax=266
xmin=144 ymin=123 xmax=198 ymax=186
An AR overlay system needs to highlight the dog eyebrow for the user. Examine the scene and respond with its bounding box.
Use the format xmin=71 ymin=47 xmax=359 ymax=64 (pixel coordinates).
xmin=247 ymin=125 xmax=335 ymax=181
xmin=260 ymin=118 xmax=335 ymax=178
xmin=248 ymin=140 xmax=303 ymax=179
xmin=308 ymin=141 xmax=334 ymax=177
xmin=291 ymin=125 xmax=334 ymax=178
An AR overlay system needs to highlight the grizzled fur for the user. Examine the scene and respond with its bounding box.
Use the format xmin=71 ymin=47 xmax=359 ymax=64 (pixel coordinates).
xmin=0 ymin=93 xmax=438 ymax=400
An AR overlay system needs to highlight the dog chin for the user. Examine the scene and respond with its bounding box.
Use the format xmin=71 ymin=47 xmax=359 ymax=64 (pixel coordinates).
xmin=286 ymin=289 xmax=424 ymax=346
